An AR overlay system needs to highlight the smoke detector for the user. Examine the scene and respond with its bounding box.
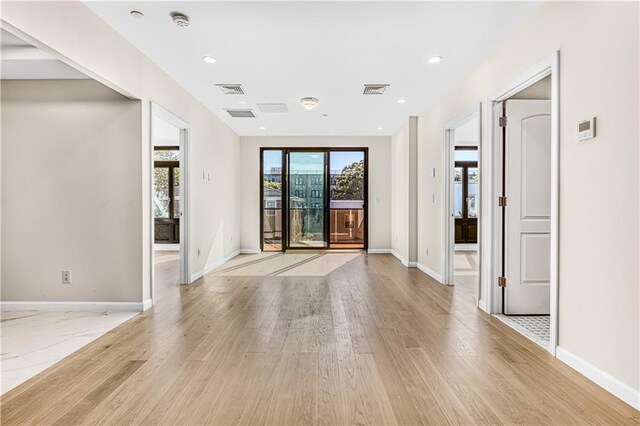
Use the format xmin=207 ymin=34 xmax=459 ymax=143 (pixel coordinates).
xmin=171 ymin=12 xmax=191 ymax=28
xmin=300 ymin=97 xmax=319 ymax=110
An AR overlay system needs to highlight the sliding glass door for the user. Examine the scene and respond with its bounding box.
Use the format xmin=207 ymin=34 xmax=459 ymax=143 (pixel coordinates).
xmin=261 ymin=148 xmax=367 ymax=251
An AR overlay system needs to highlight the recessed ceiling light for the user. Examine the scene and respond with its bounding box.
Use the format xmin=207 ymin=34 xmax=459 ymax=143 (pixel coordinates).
xmin=397 ymin=99 xmax=407 ymax=104
xmin=300 ymin=97 xmax=319 ymax=110
xmin=259 ymin=126 xmax=266 ymax=130
xmin=238 ymin=100 xmax=246 ymax=105
xmin=202 ymin=56 xmax=217 ymax=64
xmin=130 ymin=10 xmax=144 ymax=18
xmin=428 ymin=55 xmax=443 ymax=64
xmin=377 ymin=127 xmax=384 ymax=131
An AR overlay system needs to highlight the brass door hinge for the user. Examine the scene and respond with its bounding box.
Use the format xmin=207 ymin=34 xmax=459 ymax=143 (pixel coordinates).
xmin=499 ymin=116 xmax=507 ymax=127
xmin=498 ymin=276 xmax=507 ymax=287
xmin=498 ymin=196 xmax=507 ymax=207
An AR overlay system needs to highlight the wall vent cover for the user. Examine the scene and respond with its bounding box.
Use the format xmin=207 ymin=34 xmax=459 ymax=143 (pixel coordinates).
xmin=363 ymin=84 xmax=390 ymax=95
xmin=225 ymin=109 xmax=255 ymax=118
xmin=257 ymin=103 xmax=289 ymax=113
xmin=216 ymin=84 xmax=245 ymax=95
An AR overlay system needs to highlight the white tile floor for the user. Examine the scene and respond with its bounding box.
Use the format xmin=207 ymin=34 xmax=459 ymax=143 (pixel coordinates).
xmin=495 ymin=314 xmax=550 ymax=349
xmin=1 ymin=310 xmax=137 ymax=394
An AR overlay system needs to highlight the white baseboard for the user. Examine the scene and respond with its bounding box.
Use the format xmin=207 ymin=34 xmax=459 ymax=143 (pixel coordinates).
xmin=1 ymin=301 xmax=145 ymax=312
xmin=142 ymin=298 xmax=153 ymax=311
xmin=478 ymin=299 xmax=488 ymax=313
xmin=190 ymin=249 xmax=241 ymax=282
xmin=416 ymin=262 xmax=444 ymax=284
xmin=389 ymin=250 xmax=418 ymax=268
xmin=367 ymin=248 xmax=392 ymax=254
xmin=240 ymin=248 xmax=262 ymax=254
xmin=454 ymin=244 xmax=478 ymax=252
xmin=154 ymin=243 xmax=179 ymax=251
xmin=556 ymin=346 xmax=640 ymax=410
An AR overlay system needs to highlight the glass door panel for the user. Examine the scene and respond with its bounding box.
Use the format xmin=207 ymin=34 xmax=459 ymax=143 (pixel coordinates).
xmin=288 ymin=151 xmax=327 ymax=248
xmin=262 ymin=150 xmax=283 ymax=250
xmin=329 ymin=151 xmax=365 ymax=248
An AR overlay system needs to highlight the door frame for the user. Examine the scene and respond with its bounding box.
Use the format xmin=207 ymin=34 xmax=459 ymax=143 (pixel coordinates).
xmin=150 ymin=102 xmax=191 ymax=306
xmin=486 ymin=51 xmax=559 ymax=355
xmin=443 ymin=104 xmax=482 ymax=309
xmin=259 ymin=147 xmax=369 ymax=252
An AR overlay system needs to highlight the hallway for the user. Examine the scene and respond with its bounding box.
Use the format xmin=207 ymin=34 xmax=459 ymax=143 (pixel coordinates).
xmin=1 ymin=254 xmax=636 ymax=425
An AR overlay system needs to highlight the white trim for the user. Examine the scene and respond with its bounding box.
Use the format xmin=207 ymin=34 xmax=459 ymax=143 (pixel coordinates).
xmin=367 ymin=248 xmax=392 ymax=254
xmin=442 ymin=104 xmax=482 ymax=303
xmin=1 ymin=301 xmax=144 ymax=312
xmin=455 ymin=243 xmax=478 ymax=251
xmin=154 ymin=244 xmax=179 ymax=251
xmin=190 ymin=250 xmax=241 ymax=282
xmin=142 ymin=298 xmax=153 ymax=311
xmin=240 ymin=249 xmax=262 ymax=254
xmin=556 ymin=347 xmax=640 ymax=410
xmin=416 ymin=262 xmax=444 ymax=284
xmin=487 ymin=51 xmax=559 ymax=356
xmin=390 ymin=250 xmax=417 ymax=268
xmin=478 ymin=299 xmax=488 ymax=313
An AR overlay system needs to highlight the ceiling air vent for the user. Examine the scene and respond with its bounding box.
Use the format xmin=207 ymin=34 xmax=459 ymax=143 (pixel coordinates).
xmin=257 ymin=103 xmax=288 ymax=113
xmin=363 ymin=84 xmax=390 ymax=95
xmin=225 ymin=109 xmax=255 ymax=118
xmin=216 ymin=84 xmax=244 ymax=95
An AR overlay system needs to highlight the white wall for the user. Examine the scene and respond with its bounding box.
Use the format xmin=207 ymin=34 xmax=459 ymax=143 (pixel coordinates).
xmin=239 ymin=136 xmax=391 ymax=251
xmin=2 ymin=80 xmax=142 ymax=302
xmin=1 ymin=1 xmax=241 ymax=303
xmin=416 ymin=1 xmax=639 ymax=392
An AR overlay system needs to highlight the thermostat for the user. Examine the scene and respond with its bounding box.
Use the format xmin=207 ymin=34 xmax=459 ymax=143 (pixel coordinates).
xmin=578 ymin=117 xmax=596 ymax=141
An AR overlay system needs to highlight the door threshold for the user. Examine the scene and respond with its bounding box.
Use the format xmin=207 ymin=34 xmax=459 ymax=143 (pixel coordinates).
xmin=284 ymin=249 xmax=365 ymax=254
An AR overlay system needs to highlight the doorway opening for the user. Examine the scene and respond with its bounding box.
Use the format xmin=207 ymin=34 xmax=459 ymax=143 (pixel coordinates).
xmin=488 ymin=52 xmax=559 ymax=354
xmin=443 ymin=106 xmax=482 ymax=308
xmin=150 ymin=103 xmax=190 ymax=305
xmin=261 ymin=148 xmax=368 ymax=251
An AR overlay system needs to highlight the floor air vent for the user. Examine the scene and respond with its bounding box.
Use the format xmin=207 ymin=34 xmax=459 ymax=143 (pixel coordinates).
xmin=225 ymin=109 xmax=255 ymax=118
xmin=216 ymin=84 xmax=245 ymax=95
xmin=363 ymin=84 xmax=390 ymax=95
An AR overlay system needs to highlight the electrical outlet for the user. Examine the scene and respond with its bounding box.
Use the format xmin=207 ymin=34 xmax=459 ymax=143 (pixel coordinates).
xmin=426 ymin=248 xmax=429 ymax=256
xmin=62 ymin=270 xmax=72 ymax=284
xmin=197 ymin=248 xmax=201 ymax=257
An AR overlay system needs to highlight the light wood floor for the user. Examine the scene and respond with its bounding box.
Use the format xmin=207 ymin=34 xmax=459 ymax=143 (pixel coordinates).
xmin=1 ymin=253 xmax=638 ymax=425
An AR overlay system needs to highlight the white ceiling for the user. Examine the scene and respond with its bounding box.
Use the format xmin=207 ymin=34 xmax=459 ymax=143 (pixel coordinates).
xmin=1 ymin=29 xmax=89 ymax=80
xmin=85 ymin=2 xmax=541 ymax=136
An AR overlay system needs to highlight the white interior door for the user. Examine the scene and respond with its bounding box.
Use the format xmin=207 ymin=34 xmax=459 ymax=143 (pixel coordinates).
xmin=504 ymin=99 xmax=551 ymax=314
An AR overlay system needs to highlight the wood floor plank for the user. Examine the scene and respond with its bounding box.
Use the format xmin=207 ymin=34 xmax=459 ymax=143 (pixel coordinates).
xmin=2 ymin=253 xmax=637 ymax=425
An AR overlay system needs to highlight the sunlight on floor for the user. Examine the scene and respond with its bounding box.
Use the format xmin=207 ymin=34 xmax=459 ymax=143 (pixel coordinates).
xmin=212 ymin=252 xmax=362 ymax=277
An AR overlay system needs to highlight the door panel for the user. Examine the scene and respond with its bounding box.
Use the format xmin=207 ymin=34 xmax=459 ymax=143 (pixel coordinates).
xmin=505 ymin=99 xmax=551 ymax=314
xmin=288 ymin=151 xmax=327 ymax=248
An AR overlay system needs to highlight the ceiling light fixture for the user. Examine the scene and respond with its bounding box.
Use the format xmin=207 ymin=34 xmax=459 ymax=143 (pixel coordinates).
xmin=202 ymin=56 xmax=217 ymax=64
xmin=130 ymin=10 xmax=144 ymax=18
xmin=171 ymin=12 xmax=191 ymax=28
xmin=238 ymin=100 xmax=247 ymax=105
xmin=300 ymin=97 xmax=319 ymax=110
xmin=397 ymin=98 xmax=407 ymax=104
xmin=427 ymin=55 xmax=443 ymax=64
xmin=377 ymin=127 xmax=384 ymax=131
xmin=259 ymin=126 xmax=266 ymax=130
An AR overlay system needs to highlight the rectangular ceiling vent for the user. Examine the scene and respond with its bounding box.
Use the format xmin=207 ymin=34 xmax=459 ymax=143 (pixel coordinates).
xmin=257 ymin=103 xmax=289 ymax=113
xmin=216 ymin=84 xmax=244 ymax=95
xmin=363 ymin=84 xmax=390 ymax=95
xmin=225 ymin=109 xmax=255 ymax=118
